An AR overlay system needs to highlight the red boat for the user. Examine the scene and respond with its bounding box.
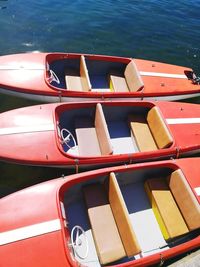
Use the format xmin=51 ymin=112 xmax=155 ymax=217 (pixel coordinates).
xmin=0 ymin=158 xmax=199 ymax=267
xmin=0 ymin=100 xmax=199 ymax=168
xmin=0 ymin=52 xmax=199 ymax=102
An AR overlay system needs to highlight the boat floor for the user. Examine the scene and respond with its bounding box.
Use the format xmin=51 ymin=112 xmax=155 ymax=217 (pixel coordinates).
xmin=109 ymin=121 xmax=138 ymax=154
xmin=65 ymin=181 xmax=168 ymax=266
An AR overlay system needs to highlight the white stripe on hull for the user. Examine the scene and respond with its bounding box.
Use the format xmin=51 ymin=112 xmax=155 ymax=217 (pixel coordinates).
xmin=166 ymin=118 xmax=200 ymax=124
xmin=0 ymin=219 xmax=61 ymax=245
xmin=140 ymin=71 xmax=187 ymax=79
xmin=0 ymin=124 xmax=54 ymax=135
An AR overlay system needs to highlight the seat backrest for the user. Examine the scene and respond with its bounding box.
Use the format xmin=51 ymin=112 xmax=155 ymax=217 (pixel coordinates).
xmin=168 ymin=169 xmax=200 ymax=231
xmin=95 ymin=103 xmax=113 ymax=155
xmin=80 ymin=55 xmax=92 ymax=91
xmin=147 ymin=107 xmax=173 ymax=149
xmin=124 ymin=60 xmax=144 ymax=92
xmin=108 ymin=172 xmax=141 ymax=256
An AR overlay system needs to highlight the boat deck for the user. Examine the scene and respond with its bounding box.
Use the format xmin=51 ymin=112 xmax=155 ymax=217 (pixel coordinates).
xmin=58 ymin=104 xmax=148 ymax=155
xmin=64 ymin=178 xmax=168 ymax=266
xmin=63 ymin=164 xmax=200 ymax=266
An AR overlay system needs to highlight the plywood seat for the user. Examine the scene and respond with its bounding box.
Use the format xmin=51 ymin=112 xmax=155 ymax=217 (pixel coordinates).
xmin=75 ymin=103 xmax=113 ymax=156
xmin=83 ymin=172 xmax=141 ymax=265
xmin=83 ymin=184 xmax=126 ymax=265
xmin=110 ymin=73 xmax=129 ymax=92
xmin=168 ymin=169 xmax=200 ymax=231
xmin=145 ymin=177 xmax=189 ymax=240
xmin=65 ymin=55 xmax=92 ymax=91
xmin=147 ymin=106 xmax=173 ymax=149
xmin=65 ymin=69 xmax=83 ymax=91
xmin=109 ymin=60 xmax=144 ymax=92
xmin=75 ymin=117 xmax=101 ymax=156
xmin=129 ymin=106 xmax=173 ymax=152
xmin=129 ymin=114 xmax=157 ymax=152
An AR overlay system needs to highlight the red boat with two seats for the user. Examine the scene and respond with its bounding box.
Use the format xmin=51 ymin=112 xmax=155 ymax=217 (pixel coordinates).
xmin=0 ymin=100 xmax=199 ymax=168
xmin=0 ymin=52 xmax=199 ymax=102
xmin=0 ymin=158 xmax=199 ymax=267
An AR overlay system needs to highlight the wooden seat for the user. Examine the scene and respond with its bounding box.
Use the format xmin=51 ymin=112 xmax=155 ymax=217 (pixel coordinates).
xmin=147 ymin=107 xmax=173 ymax=149
xmin=109 ymin=60 xmax=144 ymax=92
xmin=83 ymin=172 xmax=141 ymax=264
xmin=145 ymin=177 xmax=189 ymax=240
xmin=129 ymin=114 xmax=157 ymax=152
xmin=65 ymin=56 xmax=92 ymax=91
xmin=75 ymin=117 xmax=101 ymax=156
xmin=129 ymin=106 xmax=173 ymax=152
xmin=168 ymin=169 xmax=200 ymax=231
xmin=95 ymin=103 xmax=113 ymax=155
xmin=124 ymin=60 xmax=144 ymax=92
xmin=110 ymin=74 xmax=129 ymax=92
xmin=108 ymin=172 xmax=141 ymax=257
xmin=75 ymin=103 xmax=113 ymax=156
xmin=83 ymin=184 xmax=126 ymax=265
xmin=65 ymin=69 xmax=83 ymax=91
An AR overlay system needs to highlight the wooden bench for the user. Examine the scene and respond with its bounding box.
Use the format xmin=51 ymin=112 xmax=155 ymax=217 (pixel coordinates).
xmin=147 ymin=106 xmax=173 ymax=149
xmin=75 ymin=103 xmax=113 ymax=156
xmin=168 ymin=169 xmax=200 ymax=231
xmin=83 ymin=172 xmax=141 ymax=265
xmin=109 ymin=60 xmax=144 ymax=92
xmin=109 ymin=72 xmax=129 ymax=92
xmin=145 ymin=176 xmax=189 ymax=240
xmin=129 ymin=106 xmax=173 ymax=152
xmin=75 ymin=117 xmax=101 ymax=156
xmin=65 ymin=55 xmax=92 ymax=91
xmin=129 ymin=114 xmax=157 ymax=152
xmin=145 ymin=169 xmax=200 ymax=240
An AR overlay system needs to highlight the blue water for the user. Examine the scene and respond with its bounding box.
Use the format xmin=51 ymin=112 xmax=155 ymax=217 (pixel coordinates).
xmin=0 ymin=0 xmax=199 ymax=71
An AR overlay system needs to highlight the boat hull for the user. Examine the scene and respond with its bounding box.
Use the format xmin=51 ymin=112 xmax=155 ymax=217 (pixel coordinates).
xmin=1 ymin=86 xmax=200 ymax=102
xmin=0 ymin=52 xmax=199 ymax=102
xmin=0 ymin=158 xmax=199 ymax=267
xmin=0 ymin=101 xmax=199 ymax=168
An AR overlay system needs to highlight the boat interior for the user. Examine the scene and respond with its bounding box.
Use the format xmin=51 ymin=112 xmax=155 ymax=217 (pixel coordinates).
xmin=62 ymin=165 xmax=200 ymax=266
xmin=47 ymin=55 xmax=144 ymax=92
xmin=56 ymin=103 xmax=173 ymax=157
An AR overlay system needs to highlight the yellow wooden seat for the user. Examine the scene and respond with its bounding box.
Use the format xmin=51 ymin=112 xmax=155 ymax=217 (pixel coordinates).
xmin=147 ymin=107 xmax=173 ymax=149
xmin=129 ymin=106 xmax=173 ymax=152
xmin=129 ymin=114 xmax=157 ymax=152
xmin=145 ymin=177 xmax=189 ymax=240
xmin=108 ymin=172 xmax=141 ymax=257
xmin=124 ymin=60 xmax=144 ymax=92
xmin=168 ymin=169 xmax=200 ymax=231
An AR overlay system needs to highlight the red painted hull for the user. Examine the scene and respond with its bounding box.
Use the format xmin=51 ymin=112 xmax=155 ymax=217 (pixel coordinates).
xmin=0 ymin=53 xmax=199 ymax=102
xmin=0 ymin=101 xmax=199 ymax=168
xmin=0 ymin=158 xmax=199 ymax=266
